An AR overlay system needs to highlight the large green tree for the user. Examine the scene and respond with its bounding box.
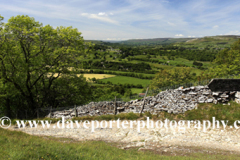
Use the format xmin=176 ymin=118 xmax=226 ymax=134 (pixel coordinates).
xmin=0 ymin=15 xmax=92 ymax=118
xmin=204 ymin=39 xmax=240 ymax=78
xmin=150 ymin=67 xmax=194 ymax=89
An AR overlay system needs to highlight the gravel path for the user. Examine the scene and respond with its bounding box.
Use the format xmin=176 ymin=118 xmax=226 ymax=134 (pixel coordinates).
xmin=8 ymin=119 xmax=240 ymax=155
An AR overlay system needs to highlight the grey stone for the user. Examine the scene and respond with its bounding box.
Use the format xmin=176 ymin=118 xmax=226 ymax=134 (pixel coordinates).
xmin=173 ymin=111 xmax=178 ymax=114
xmin=207 ymin=99 xmax=213 ymax=103
xmin=220 ymin=94 xmax=229 ymax=98
xmin=203 ymin=91 xmax=211 ymax=95
xmin=189 ymin=92 xmax=197 ymax=95
xmin=212 ymin=92 xmax=219 ymax=96
xmin=235 ymin=92 xmax=240 ymax=99
xmin=47 ymin=85 xmax=234 ymax=118
xmin=235 ymin=98 xmax=240 ymax=103
xmin=198 ymin=100 xmax=205 ymax=103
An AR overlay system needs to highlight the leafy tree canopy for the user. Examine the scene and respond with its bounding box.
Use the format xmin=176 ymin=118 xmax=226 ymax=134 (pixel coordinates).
xmin=150 ymin=67 xmax=193 ymax=89
xmin=0 ymin=15 xmax=92 ymax=118
xmin=204 ymin=39 xmax=240 ymax=78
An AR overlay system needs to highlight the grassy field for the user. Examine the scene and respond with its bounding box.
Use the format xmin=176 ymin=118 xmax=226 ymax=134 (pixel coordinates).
xmin=95 ymin=69 xmax=155 ymax=77
xmin=130 ymin=55 xmax=211 ymax=68
xmin=1 ymin=128 xmax=240 ymax=160
xmin=99 ymin=76 xmax=151 ymax=86
xmin=1 ymin=128 xmax=164 ymax=160
xmin=81 ymin=74 xmax=115 ymax=80
xmin=120 ymin=38 xmax=194 ymax=45
xmin=131 ymin=88 xmax=143 ymax=94
xmin=177 ymin=36 xmax=240 ymax=48
xmin=47 ymin=73 xmax=115 ymax=80
xmin=167 ymin=57 xmax=211 ymax=68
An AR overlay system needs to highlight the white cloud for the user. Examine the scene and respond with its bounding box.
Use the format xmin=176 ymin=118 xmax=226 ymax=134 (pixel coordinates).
xmin=98 ymin=12 xmax=114 ymax=16
xmin=98 ymin=12 xmax=108 ymax=16
xmin=175 ymin=34 xmax=184 ymax=37
xmin=81 ymin=13 xmax=118 ymax=24
xmin=106 ymin=38 xmax=116 ymax=40
xmin=188 ymin=35 xmax=195 ymax=37
xmin=104 ymin=38 xmax=129 ymax=40
xmin=213 ymin=25 xmax=219 ymax=29
xmin=225 ymin=30 xmax=240 ymax=35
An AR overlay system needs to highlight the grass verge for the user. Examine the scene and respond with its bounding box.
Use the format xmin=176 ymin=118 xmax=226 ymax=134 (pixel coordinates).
xmin=99 ymin=76 xmax=151 ymax=87
xmin=1 ymin=128 xmax=240 ymax=160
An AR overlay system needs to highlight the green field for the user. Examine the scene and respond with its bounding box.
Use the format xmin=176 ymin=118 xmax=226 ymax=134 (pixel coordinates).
xmin=177 ymin=36 xmax=239 ymax=48
xmin=131 ymin=88 xmax=143 ymax=94
xmin=99 ymin=76 xmax=151 ymax=86
xmin=82 ymin=74 xmax=115 ymax=80
xmin=91 ymin=69 xmax=155 ymax=77
xmin=120 ymin=37 xmax=194 ymax=45
xmin=130 ymin=55 xmax=211 ymax=67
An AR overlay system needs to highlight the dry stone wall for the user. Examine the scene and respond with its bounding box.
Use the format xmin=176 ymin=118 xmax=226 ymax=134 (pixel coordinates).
xmin=47 ymin=85 xmax=238 ymax=119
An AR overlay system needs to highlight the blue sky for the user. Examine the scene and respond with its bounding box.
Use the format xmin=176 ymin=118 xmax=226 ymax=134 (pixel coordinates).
xmin=1 ymin=0 xmax=240 ymax=40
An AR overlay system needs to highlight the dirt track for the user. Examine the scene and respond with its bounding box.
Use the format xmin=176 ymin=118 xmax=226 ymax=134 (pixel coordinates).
xmin=8 ymin=119 xmax=240 ymax=156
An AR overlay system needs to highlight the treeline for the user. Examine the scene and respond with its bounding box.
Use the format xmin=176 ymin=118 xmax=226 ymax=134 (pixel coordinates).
xmin=115 ymin=45 xmax=217 ymax=62
xmin=193 ymin=61 xmax=203 ymax=68
xmin=161 ymin=49 xmax=216 ymax=62
xmin=93 ymin=44 xmax=109 ymax=51
xmin=127 ymin=57 xmax=168 ymax=65
xmin=88 ymin=60 xmax=152 ymax=72
xmin=95 ymin=80 xmax=144 ymax=89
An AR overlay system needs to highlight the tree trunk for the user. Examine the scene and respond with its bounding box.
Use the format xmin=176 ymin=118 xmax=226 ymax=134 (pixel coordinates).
xmin=4 ymin=98 xmax=11 ymax=118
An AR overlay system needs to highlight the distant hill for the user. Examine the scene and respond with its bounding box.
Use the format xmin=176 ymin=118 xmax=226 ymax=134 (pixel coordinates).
xmin=180 ymin=35 xmax=240 ymax=48
xmin=86 ymin=35 xmax=240 ymax=47
xmin=119 ymin=38 xmax=195 ymax=45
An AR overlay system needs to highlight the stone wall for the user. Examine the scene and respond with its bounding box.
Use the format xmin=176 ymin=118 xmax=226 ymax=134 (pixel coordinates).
xmin=47 ymin=85 xmax=238 ymax=119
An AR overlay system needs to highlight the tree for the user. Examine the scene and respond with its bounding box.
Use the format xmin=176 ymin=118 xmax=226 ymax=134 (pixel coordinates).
xmin=124 ymin=89 xmax=132 ymax=97
xmin=150 ymin=67 xmax=193 ymax=89
xmin=193 ymin=61 xmax=203 ymax=67
xmin=0 ymin=15 xmax=3 ymax=28
xmin=204 ymin=39 xmax=240 ymax=78
xmin=0 ymin=15 xmax=92 ymax=118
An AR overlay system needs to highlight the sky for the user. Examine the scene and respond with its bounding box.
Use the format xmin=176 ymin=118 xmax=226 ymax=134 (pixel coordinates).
xmin=1 ymin=0 xmax=240 ymax=40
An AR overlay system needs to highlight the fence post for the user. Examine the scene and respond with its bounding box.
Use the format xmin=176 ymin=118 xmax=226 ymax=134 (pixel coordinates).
xmin=50 ymin=106 xmax=52 ymax=118
xmin=114 ymin=96 xmax=117 ymax=115
xmin=140 ymin=87 xmax=149 ymax=114
xmin=74 ymin=105 xmax=78 ymax=117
